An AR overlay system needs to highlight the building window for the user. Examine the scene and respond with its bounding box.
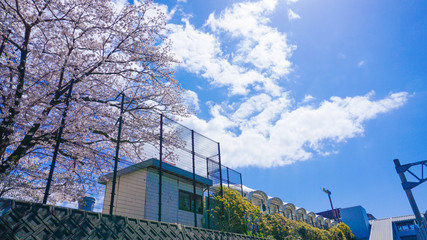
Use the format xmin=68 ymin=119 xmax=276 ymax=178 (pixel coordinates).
xmin=396 ymin=221 xmax=416 ymax=232
xmin=178 ymin=190 xmax=203 ymax=214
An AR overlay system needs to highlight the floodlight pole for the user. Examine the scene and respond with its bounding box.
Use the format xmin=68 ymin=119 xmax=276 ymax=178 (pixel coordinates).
xmin=327 ymin=193 xmax=337 ymax=222
xmin=322 ymin=187 xmax=338 ymax=222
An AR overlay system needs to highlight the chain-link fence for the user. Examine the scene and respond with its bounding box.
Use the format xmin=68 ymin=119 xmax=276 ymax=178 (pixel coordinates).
xmin=96 ymin=113 xmax=243 ymax=229
xmin=34 ymin=95 xmax=243 ymax=229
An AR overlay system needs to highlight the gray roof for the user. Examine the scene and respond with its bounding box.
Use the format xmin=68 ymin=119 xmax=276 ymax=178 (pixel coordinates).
xmin=98 ymin=158 xmax=213 ymax=186
xmin=369 ymin=214 xmax=423 ymax=240
xmin=369 ymin=214 xmax=423 ymax=224
xmin=369 ymin=217 xmax=394 ymax=240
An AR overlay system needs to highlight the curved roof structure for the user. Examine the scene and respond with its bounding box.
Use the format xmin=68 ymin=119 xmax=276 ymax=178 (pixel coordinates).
xmin=267 ymin=197 xmax=283 ymax=214
xmin=247 ymin=190 xmax=268 ymax=202
xmin=283 ymin=203 xmax=296 ymax=220
xmin=315 ymin=215 xmax=325 ymax=228
xmin=283 ymin=202 xmax=296 ymax=211
xmin=306 ymin=212 xmax=316 ymax=226
xmin=295 ymin=207 xmax=307 ymax=222
xmin=247 ymin=190 xmax=268 ymax=211
xmin=239 ymin=185 xmax=333 ymax=228
xmin=324 ymin=218 xmax=332 ymax=228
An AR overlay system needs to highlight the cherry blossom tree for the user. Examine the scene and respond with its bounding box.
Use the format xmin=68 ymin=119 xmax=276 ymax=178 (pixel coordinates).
xmin=0 ymin=0 xmax=188 ymax=203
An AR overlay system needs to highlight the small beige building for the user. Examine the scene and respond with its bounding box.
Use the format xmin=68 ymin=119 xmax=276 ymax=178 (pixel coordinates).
xmin=99 ymin=158 xmax=212 ymax=227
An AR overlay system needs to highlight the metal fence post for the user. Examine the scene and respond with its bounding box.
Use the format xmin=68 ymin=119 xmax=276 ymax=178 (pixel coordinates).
xmin=43 ymin=78 xmax=74 ymax=204
xmin=158 ymin=114 xmax=163 ymax=222
xmin=240 ymin=173 xmax=243 ymax=196
xmin=217 ymin=142 xmax=224 ymax=231
xmin=206 ymin=157 xmax=210 ymax=229
xmin=217 ymin=143 xmax=223 ymax=197
xmin=226 ymin=167 xmax=230 ymax=188
xmin=109 ymin=93 xmax=125 ymax=215
xmin=191 ymin=130 xmax=197 ymax=227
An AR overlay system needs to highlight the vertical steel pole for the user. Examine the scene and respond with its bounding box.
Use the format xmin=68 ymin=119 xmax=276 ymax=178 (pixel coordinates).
xmin=191 ymin=130 xmax=197 ymax=227
xmin=43 ymin=79 xmax=74 ymax=204
xmin=240 ymin=173 xmax=243 ymax=196
xmin=109 ymin=93 xmax=125 ymax=215
xmin=217 ymin=142 xmax=224 ymax=231
xmin=206 ymin=157 xmax=210 ymax=229
xmin=158 ymin=114 xmax=163 ymax=222
xmin=217 ymin=142 xmax=223 ymax=197
xmin=394 ymin=159 xmax=423 ymax=224
xmin=226 ymin=167 xmax=230 ymax=188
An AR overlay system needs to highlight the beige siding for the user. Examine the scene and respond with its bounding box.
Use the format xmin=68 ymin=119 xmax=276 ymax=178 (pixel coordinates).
xmin=102 ymin=169 xmax=147 ymax=219
xmin=102 ymin=166 xmax=206 ymax=228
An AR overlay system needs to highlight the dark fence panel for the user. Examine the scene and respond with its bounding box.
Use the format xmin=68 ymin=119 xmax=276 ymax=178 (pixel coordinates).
xmin=0 ymin=198 xmax=268 ymax=240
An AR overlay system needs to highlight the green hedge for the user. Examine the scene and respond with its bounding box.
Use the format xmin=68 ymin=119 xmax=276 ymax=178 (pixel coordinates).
xmin=208 ymin=187 xmax=355 ymax=240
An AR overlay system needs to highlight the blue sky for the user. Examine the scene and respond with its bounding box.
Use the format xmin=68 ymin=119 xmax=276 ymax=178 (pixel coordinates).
xmin=152 ymin=0 xmax=427 ymax=219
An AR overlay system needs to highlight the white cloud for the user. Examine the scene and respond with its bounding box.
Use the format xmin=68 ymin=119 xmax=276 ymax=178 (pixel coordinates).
xmin=288 ymin=9 xmax=301 ymax=21
xmin=168 ymin=0 xmax=295 ymax=96
xmin=182 ymin=90 xmax=200 ymax=111
xmin=206 ymin=0 xmax=278 ymax=36
xmin=206 ymin=0 xmax=295 ymax=82
xmin=358 ymin=60 xmax=365 ymax=67
xmin=287 ymin=0 xmax=300 ymax=4
xmin=166 ymin=0 xmax=410 ymax=169
xmin=168 ymin=20 xmax=269 ymax=95
xmin=302 ymin=94 xmax=315 ymax=103
xmin=182 ymin=91 xmax=409 ymax=168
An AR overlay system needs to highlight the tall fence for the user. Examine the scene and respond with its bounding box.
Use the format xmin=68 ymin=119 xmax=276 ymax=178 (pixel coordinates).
xmin=86 ymin=113 xmax=244 ymax=229
xmin=3 ymin=90 xmax=243 ymax=230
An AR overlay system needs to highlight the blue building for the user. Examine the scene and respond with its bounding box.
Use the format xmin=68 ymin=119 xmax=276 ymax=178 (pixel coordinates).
xmin=319 ymin=205 xmax=425 ymax=240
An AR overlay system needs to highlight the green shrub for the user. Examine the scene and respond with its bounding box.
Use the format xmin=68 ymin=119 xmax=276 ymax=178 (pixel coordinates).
xmin=337 ymin=223 xmax=356 ymax=240
xmin=208 ymin=187 xmax=355 ymax=240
